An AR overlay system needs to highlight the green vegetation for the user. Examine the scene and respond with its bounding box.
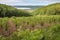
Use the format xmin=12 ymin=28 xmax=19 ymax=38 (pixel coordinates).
xmin=44 ymin=24 xmax=60 ymax=40
xmin=0 ymin=15 xmax=60 ymax=40
xmin=0 ymin=4 xmax=32 ymax=17
xmin=0 ymin=3 xmax=60 ymax=40
xmin=33 ymin=3 xmax=60 ymax=16
xmin=0 ymin=29 xmax=43 ymax=40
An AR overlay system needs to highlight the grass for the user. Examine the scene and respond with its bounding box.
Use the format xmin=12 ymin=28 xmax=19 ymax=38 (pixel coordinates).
xmin=0 ymin=3 xmax=60 ymax=40
xmin=32 ymin=3 xmax=60 ymax=16
xmin=0 ymin=15 xmax=60 ymax=40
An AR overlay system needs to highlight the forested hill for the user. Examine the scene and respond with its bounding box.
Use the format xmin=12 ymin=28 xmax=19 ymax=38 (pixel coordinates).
xmin=0 ymin=4 xmax=32 ymax=17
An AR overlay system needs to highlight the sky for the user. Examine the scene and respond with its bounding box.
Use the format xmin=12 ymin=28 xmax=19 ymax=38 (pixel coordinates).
xmin=0 ymin=0 xmax=60 ymax=6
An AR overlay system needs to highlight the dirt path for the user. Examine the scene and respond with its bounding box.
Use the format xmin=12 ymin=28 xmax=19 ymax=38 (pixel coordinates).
xmin=0 ymin=19 xmax=17 ymax=37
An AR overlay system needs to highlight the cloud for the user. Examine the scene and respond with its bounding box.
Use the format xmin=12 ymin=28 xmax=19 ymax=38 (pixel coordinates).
xmin=0 ymin=0 xmax=23 ymax=5
xmin=21 ymin=0 xmax=59 ymax=1
xmin=0 ymin=0 xmax=60 ymax=5
xmin=1 ymin=0 xmax=20 ymax=2
xmin=0 ymin=0 xmax=60 ymax=2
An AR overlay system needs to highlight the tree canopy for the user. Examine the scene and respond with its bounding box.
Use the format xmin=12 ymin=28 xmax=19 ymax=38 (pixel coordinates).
xmin=0 ymin=4 xmax=32 ymax=17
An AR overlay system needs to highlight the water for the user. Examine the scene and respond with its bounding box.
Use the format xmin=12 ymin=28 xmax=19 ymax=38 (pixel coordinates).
xmin=14 ymin=6 xmax=43 ymax=10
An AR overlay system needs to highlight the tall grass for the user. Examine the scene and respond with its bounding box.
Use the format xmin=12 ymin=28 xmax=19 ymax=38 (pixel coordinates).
xmin=32 ymin=3 xmax=60 ymax=16
xmin=0 ymin=15 xmax=60 ymax=40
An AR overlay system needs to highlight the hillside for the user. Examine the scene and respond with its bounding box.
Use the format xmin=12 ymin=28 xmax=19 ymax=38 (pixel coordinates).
xmin=0 ymin=3 xmax=60 ymax=40
xmin=0 ymin=4 xmax=31 ymax=17
xmin=33 ymin=3 xmax=60 ymax=15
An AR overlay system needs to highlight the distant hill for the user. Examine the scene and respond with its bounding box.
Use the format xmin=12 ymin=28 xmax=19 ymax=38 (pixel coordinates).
xmin=14 ymin=6 xmax=44 ymax=10
xmin=33 ymin=3 xmax=60 ymax=15
xmin=0 ymin=4 xmax=31 ymax=17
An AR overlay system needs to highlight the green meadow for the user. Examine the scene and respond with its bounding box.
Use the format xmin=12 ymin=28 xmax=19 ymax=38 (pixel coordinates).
xmin=0 ymin=3 xmax=60 ymax=40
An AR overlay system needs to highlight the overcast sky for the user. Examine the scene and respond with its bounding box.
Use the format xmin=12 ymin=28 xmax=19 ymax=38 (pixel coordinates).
xmin=0 ymin=0 xmax=60 ymax=6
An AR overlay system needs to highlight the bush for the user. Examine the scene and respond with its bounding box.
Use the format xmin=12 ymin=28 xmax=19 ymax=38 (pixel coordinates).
xmin=0 ymin=15 xmax=60 ymax=40
xmin=0 ymin=29 xmax=43 ymax=40
xmin=17 ymin=29 xmax=43 ymax=40
xmin=44 ymin=24 xmax=60 ymax=40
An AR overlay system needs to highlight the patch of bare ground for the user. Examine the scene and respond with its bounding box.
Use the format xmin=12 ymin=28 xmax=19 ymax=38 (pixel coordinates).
xmin=21 ymin=22 xmax=60 ymax=30
xmin=0 ymin=19 xmax=59 ymax=37
xmin=0 ymin=19 xmax=17 ymax=37
xmin=26 ymin=9 xmax=33 ymax=12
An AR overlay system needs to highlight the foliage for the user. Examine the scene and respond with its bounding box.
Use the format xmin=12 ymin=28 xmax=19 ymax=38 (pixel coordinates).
xmin=0 ymin=3 xmax=60 ymax=40
xmin=17 ymin=29 xmax=43 ymax=40
xmin=0 ymin=29 xmax=43 ymax=40
xmin=10 ymin=15 xmax=60 ymax=28
xmin=0 ymin=4 xmax=32 ymax=17
xmin=0 ymin=15 xmax=60 ymax=40
xmin=44 ymin=24 xmax=60 ymax=40
xmin=33 ymin=3 xmax=60 ymax=16
xmin=0 ymin=17 xmax=9 ymax=31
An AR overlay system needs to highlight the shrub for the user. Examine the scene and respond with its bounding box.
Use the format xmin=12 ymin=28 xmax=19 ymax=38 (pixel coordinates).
xmin=44 ymin=24 xmax=60 ymax=40
xmin=16 ymin=29 xmax=43 ymax=40
xmin=0 ymin=29 xmax=43 ymax=40
xmin=0 ymin=15 xmax=60 ymax=40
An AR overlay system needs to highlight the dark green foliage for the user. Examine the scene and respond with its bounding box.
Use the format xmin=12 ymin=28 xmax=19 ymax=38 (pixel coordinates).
xmin=0 ymin=29 xmax=43 ymax=40
xmin=44 ymin=24 xmax=60 ymax=40
xmin=33 ymin=3 xmax=60 ymax=15
xmin=0 ymin=4 xmax=32 ymax=17
xmin=0 ymin=15 xmax=60 ymax=40
xmin=0 ymin=3 xmax=60 ymax=40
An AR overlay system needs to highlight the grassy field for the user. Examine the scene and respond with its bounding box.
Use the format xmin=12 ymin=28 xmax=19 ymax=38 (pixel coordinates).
xmin=0 ymin=15 xmax=60 ymax=40
xmin=0 ymin=3 xmax=60 ymax=40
